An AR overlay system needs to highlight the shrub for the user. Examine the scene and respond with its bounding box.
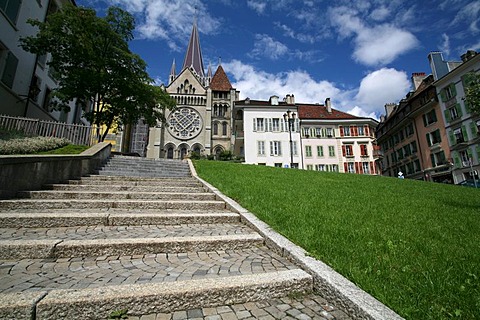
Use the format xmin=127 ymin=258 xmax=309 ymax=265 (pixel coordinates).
xmin=0 ymin=136 xmax=71 ymax=155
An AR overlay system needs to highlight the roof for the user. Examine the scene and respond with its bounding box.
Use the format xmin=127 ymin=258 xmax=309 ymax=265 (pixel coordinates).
xmin=298 ymin=105 xmax=360 ymax=120
xmin=209 ymin=65 xmax=233 ymax=91
xmin=182 ymin=21 xmax=205 ymax=77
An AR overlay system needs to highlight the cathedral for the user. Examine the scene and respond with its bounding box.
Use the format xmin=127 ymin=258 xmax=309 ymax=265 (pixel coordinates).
xmin=146 ymin=20 xmax=239 ymax=159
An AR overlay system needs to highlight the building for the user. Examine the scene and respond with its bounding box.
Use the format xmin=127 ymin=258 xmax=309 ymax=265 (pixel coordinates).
xmin=433 ymin=50 xmax=480 ymax=184
xmin=0 ymin=0 xmax=84 ymax=124
xmin=376 ymin=73 xmax=453 ymax=182
xmin=146 ymin=20 xmax=239 ymax=159
xmin=234 ymin=95 xmax=379 ymax=173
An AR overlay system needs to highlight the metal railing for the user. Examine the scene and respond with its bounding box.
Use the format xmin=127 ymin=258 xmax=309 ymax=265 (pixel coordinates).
xmin=0 ymin=115 xmax=96 ymax=146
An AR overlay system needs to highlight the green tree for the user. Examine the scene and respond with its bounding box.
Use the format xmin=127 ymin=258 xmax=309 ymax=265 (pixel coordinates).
xmin=20 ymin=5 xmax=175 ymax=142
xmin=464 ymin=72 xmax=480 ymax=115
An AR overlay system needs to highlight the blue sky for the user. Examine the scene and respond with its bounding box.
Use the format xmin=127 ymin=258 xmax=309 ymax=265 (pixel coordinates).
xmin=76 ymin=0 xmax=480 ymax=118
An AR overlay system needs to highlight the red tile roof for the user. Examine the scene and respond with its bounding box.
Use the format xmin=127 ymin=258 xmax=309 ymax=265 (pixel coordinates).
xmin=297 ymin=104 xmax=360 ymax=119
xmin=209 ymin=65 xmax=233 ymax=91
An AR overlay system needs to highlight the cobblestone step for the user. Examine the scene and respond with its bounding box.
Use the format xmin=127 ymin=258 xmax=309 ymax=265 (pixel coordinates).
xmin=44 ymin=184 xmax=206 ymax=193
xmin=0 ymin=199 xmax=226 ymax=210
xmin=0 ymin=269 xmax=312 ymax=320
xmin=17 ymin=190 xmax=217 ymax=201
xmin=0 ymin=210 xmax=239 ymax=228
xmin=0 ymin=233 xmax=264 ymax=259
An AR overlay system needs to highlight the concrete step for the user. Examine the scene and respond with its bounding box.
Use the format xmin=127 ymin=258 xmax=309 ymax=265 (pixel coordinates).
xmin=0 ymin=233 xmax=264 ymax=259
xmin=0 ymin=210 xmax=240 ymax=228
xmin=0 ymin=199 xmax=226 ymax=210
xmin=72 ymin=176 xmax=201 ymax=187
xmin=44 ymin=184 xmax=206 ymax=193
xmin=17 ymin=190 xmax=217 ymax=201
xmin=95 ymin=171 xmax=191 ymax=178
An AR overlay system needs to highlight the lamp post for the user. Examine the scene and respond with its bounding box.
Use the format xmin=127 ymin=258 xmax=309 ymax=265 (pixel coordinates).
xmin=283 ymin=110 xmax=296 ymax=168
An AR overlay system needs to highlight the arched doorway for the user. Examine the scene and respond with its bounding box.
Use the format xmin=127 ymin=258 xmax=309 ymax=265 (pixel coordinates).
xmin=178 ymin=143 xmax=189 ymax=159
xmin=167 ymin=147 xmax=174 ymax=159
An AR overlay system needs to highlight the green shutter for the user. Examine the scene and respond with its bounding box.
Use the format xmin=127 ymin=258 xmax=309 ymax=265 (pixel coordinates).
xmin=476 ymin=145 xmax=480 ymax=159
xmin=452 ymin=151 xmax=461 ymax=168
xmin=450 ymin=83 xmax=457 ymax=97
xmin=444 ymin=109 xmax=451 ymax=123
xmin=456 ymin=103 xmax=463 ymax=118
xmin=470 ymin=121 xmax=478 ymax=137
xmin=440 ymin=89 xmax=447 ymax=102
xmin=449 ymin=130 xmax=456 ymax=146
xmin=462 ymin=125 xmax=468 ymax=142
xmin=467 ymin=148 xmax=473 ymax=160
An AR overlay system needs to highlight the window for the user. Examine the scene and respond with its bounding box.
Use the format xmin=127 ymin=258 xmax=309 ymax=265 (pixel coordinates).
xmin=423 ymin=109 xmax=437 ymax=127
xmin=303 ymin=127 xmax=311 ymax=137
xmin=1 ymin=0 xmax=22 ymax=23
xmin=326 ymin=128 xmax=333 ymax=137
xmin=329 ymin=164 xmax=339 ymax=172
xmin=0 ymin=48 xmax=18 ymax=89
xmin=328 ymin=146 xmax=335 ymax=157
xmin=213 ymin=122 xmax=218 ymax=135
xmin=453 ymin=128 xmax=465 ymax=144
xmin=430 ymin=150 xmax=446 ymax=167
xmin=274 ymin=163 xmax=282 ymax=167
xmin=253 ymin=118 xmax=264 ymax=131
xmin=315 ymin=127 xmax=322 ymax=137
xmin=362 ymin=162 xmax=370 ymax=174
xmin=306 ymin=164 xmax=313 ymax=170
xmin=43 ymin=87 xmax=52 ymax=111
xmin=315 ymin=164 xmax=325 ymax=171
xmin=405 ymin=123 xmax=414 ymax=136
xmin=257 ymin=141 xmax=265 ymax=156
xmin=476 ymin=120 xmax=480 ymax=136
xmin=292 ymin=141 xmax=298 ymax=155
xmin=459 ymin=150 xmax=470 ymax=166
xmin=358 ymin=126 xmax=365 ymax=136
xmin=411 ymin=141 xmax=417 ymax=153
xmin=270 ymin=141 xmax=282 ymax=156
xmin=449 ymin=106 xmax=459 ymax=120
xmin=426 ymin=129 xmax=441 ymax=146
xmin=441 ymin=84 xmax=456 ymax=101
xmin=222 ymin=122 xmax=227 ymax=136
xmin=305 ymin=145 xmax=312 ymax=157
xmin=360 ymin=144 xmax=368 ymax=156
xmin=342 ymin=144 xmax=353 ymax=157
xmin=272 ymin=118 xmax=280 ymax=132
xmin=343 ymin=126 xmax=351 ymax=136
xmin=347 ymin=162 xmax=355 ymax=173
xmin=317 ymin=146 xmax=324 ymax=157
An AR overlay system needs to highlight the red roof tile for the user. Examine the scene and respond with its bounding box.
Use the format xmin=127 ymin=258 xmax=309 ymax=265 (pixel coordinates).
xmin=209 ymin=65 xmax=233 ymax=91
xmin=298 ymin=105 xmax=359 ymax=119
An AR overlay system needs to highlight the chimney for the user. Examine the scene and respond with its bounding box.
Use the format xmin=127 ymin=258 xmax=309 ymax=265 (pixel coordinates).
xmin=291 ymin=94 xmax=295 ymax=104
xmin=325 ymin=98 xmax=332 ymax=113
xmin=384 ymin=103 xmax=396 ymax=117
xmin=285 ymin=94 xmax=291 ymax=104
xmin=411 ymin=72 xmax=426 ymax=91
xmin=380 ymin=115 xmax=385 ymax=123
xmin=461 ymin=50 xmax=478 ymax=62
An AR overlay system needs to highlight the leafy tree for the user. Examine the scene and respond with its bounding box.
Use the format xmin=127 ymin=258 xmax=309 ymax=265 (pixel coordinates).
xmin=20 ymin=5 xmax=175 ymax=142
xmin=464 ymin=72 xmax=480 ymax=115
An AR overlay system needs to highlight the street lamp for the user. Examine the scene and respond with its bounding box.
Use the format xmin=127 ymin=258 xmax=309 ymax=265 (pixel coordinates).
xmin=283 ymin=110 xmax=296 ymax=168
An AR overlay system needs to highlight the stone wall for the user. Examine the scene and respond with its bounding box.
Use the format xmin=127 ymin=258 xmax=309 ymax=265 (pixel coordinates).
xmin=0 ymin=142 xmax=111 ymax=199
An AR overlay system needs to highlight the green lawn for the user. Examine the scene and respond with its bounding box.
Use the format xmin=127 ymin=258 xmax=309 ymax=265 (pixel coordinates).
xmin=194 ymin=160 xmax=480 ymax=319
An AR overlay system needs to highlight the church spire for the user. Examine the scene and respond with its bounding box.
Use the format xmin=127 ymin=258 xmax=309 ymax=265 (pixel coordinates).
xmin=169 ymin=59 xmax=176 ymax=85
xmin=182 ymin=19 xmax=205 ymax=78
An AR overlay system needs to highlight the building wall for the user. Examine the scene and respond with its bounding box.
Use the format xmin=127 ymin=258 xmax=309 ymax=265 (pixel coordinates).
xmin=435 ymin=55 xmax=480 ymax=183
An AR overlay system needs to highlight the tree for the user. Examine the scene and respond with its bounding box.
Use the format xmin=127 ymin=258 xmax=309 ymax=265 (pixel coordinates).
xmin=464 ymin=72 xmax=480 ymax=115
xmin=20 ymin=5 xmax=175 ymax=142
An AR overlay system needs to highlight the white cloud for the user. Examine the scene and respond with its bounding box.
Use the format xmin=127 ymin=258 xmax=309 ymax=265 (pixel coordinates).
xmin=247 ymin=0 xmax=267 ymax=14
xmin=355 ymin=68 xmax=411 ymax=113
xmin=223 ymin=60 xmax=340 ymax=104
xmin=452 ymin=1 xmax=480 ymax=34
xmin=369 ymin=6 xmax=390 ymax=21
xmin=440 ymin=33 xmax=451 ymax=56
xmin=249 ymin=34 xmax=289 ymax=60
xmin=223 ymin=60 xmax=409 ymax=118
xmin=105 ymin=0 xmax=221 ymax=50
xmin=329 ymin=6 xmax=418 ymax=66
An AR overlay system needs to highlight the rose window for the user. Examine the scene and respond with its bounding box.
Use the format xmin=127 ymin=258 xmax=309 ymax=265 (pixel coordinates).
xmin=167 ymin=107 xmax=203 ymax=140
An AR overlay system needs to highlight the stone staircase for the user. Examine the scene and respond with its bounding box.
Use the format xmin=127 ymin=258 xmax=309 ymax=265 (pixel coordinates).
xmin=0 ymin=155 xmax=331 ymax=320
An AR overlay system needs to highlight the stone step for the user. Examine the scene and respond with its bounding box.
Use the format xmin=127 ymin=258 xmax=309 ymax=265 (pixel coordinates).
xmin=102 ymin=161 xmax=190 ymax=169
xmin=17 ymin=190 xmax=217 ymax=201
xmin=0 ymin=199 xmax=226 ymax=210
xmin=0 ymin=269 xmax=312 ymax=320
xmin=0 ymin=233 xmax=264 ymax=259
xmin=73 ymin=176 xmax=201 ymax=187
xmin=44 ymin=184 xmax=206 ymax=193
xmin=0 ymin=210 xmax=240 ymax=228
xmin=95 ymin=171 xmax=191 ymax=178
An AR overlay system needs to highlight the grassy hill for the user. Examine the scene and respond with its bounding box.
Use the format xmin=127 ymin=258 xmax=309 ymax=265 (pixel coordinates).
xmin=194 ymin=160 xmax=480 ymax=320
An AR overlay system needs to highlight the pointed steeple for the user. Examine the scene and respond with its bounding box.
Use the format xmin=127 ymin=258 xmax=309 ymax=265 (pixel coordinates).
xmin=182 ymin=20 xmax=205 ymax=78
xmin=210 ymin=65 xmax=233 ymax=91
xmin=169 ymin=59 xmax=176 ymax=85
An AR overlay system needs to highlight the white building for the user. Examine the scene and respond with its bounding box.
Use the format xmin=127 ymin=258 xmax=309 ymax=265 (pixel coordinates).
xmin=0 ymin=0 xmax=82 ymax=124
xmin=234 ymin=95 xmax=380 ymax=173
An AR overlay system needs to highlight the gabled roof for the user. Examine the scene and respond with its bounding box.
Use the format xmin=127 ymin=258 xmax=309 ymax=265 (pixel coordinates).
xmin=298 ymin=104 xmax=360 ymax=120
xmin=209 ymin=65 xmax=233 ymax=91
xmin=182 ymin=21 xmax=205 ymax=77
